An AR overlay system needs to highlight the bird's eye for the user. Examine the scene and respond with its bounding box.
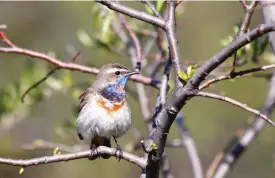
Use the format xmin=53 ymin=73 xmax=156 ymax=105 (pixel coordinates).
xmin=115 ymin=71 xmax=121 ymax=76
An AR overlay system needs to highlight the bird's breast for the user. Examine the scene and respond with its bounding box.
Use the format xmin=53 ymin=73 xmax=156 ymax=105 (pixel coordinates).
xmin=96 ymin=97 xmax=125 ymax=114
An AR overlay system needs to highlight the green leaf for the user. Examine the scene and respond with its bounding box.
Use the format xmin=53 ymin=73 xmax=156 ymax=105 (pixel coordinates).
xmin=259 ymin=37 xmax=269 ymax=55
xmin=149 ymin=143 xmax=158 ymax=152
xmin=77 ymin=29 xmax=94 ymax=47
xmin=33 ymin=139 xmax=43 ymax=147
xmin=233 ymin=25 xmax=239 ymax=35
xmin=100 ymin=14 xmax=113 ymax=43
xmin=62 ymin=71 xmax=72 ymax=87
xmin=220 ymin=35 xmax=233 ymax=46
xmin=144 ymin=5 xmax=153 ymax=15
xmin=178 ymin=72 xmax=188 ymax=82
xmin=186 ymin=64 xmax=197 ymax=78
xmin=47 ymin=52 xmax=57 ymax=59
xmin=156 ymin=1 xmax=165 ymax=12
xmin=53 ymin=147 xmax=59 ymax=154
xmin=19 ymin=167 xmax=24 ymax=175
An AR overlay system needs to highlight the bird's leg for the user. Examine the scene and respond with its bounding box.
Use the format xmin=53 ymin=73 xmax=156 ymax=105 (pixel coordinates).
xmin=113 ymin=136 xmax=123 ymax=162
xmin=88 ymin=143 xmax=98 ymax=160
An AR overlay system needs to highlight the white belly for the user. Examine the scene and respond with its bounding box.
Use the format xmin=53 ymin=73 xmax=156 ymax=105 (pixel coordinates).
xmin=77 ymin=98 xmax=131 ymax=140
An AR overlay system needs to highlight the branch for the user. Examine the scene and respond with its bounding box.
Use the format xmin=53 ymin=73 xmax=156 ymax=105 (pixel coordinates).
xmin=147 ymin=24 xmax=275 ymax=178
xmin=120 ymin=15 xmax=142 ymax=71
xmin=160 ymin=152 xmax=174 ymax=178
xmin=232 ymin=0 xmax=259 ymax=72
xmin=0 ymin=32 xmax=159 ymax=89
xmin=194 ymin=91 xmax=275 ymax=126
xmin=142 ymin=1 xmax=163 ymax=19
xmin=199 ymin=63 xmax=275 ymax=90
xmin=166 ymin=1 xmax=182 ymax=88
xmin=117 ymin=14 xmax=152 ymax=125
xmin=0 ymin=146 xmax=146 ymax=168
xmin=175 ymin=113 xmax=203 ymax=178
xmin=97 ymin=1 xmax=166 ymax=29
xmin=206 ymin=72 xmax=275 ymax=178
xmin=189 ymin=25 xmax=275 ymax=88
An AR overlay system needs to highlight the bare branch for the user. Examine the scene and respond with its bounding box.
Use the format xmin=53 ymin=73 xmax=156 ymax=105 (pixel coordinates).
xmin=166 ymin=1 xmax=182 ymax=88
xmin=21 ymin=52 xmax=80 ymax=103
xmin=175 ymin=113 xmax=203 ymax=178
xmin=194 ymin=91 xmax=275 ymax=126
xmin=160 ymin=152 xmax=174 ymax=178
xmin=120 ymin=15 xmax=142 ymax=71
xmin=142 ymin=1 xmax=163 ymax=19
xmin=97 ymin=1 xmax=166 ymax=29
xmin=232 ymin=0 xmax=259 ymax=72
xmin=0 ymin=32 xmax=159 ymax=89
xmin=199 ymin=63 xmax=275 ymax=90
xmin=0 ymin=146 xmax=146 ymax=168
xmin=207 ymin=72 xmax=275 ymax=178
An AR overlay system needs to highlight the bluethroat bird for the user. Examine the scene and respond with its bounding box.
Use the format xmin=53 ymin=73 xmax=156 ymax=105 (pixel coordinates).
xmin=76 ymin=63 xmax=139 ymax=160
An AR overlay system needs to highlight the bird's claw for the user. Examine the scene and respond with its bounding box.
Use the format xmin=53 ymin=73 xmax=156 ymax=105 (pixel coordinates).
xmin=88 ymin=145 xmax=98 ymax=160
xmin=115 ymin=145 xmax=123 ymax=162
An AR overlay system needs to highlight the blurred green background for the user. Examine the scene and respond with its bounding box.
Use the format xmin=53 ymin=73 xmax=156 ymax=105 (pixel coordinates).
xmin=0 ymin=1 xmax=275 ymax=178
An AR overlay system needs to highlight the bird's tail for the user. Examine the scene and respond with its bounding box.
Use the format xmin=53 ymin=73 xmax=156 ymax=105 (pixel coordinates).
xmin=91 ymin=136 xmax=111 ymax=159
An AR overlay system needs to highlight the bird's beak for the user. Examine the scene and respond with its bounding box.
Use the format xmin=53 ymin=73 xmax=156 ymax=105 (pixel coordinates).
xmin=125 ymin=71 xmax=140 ymax=77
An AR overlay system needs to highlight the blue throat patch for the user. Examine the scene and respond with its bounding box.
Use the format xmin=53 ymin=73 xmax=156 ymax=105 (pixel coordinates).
xmin=101 ymin=75 xmax=130 ymax=102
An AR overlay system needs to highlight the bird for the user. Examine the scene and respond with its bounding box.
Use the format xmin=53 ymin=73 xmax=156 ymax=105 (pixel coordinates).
xmin=76 ymin=63 xmax=139 ymax=160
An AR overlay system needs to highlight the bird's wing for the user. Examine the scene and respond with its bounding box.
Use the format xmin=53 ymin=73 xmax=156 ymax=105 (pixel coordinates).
xmin=77 ymin=87 xmax=95 ymax=140
xmin=78 ymin=87 xmax=94 ymax=114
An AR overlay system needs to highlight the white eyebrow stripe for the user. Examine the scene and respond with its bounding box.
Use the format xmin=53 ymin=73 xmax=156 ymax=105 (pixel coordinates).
xmin=106 ymin=68 xmax=128 ymax=74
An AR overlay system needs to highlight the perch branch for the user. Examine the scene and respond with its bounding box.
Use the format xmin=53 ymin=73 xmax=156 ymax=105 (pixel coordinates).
xmin=0 ymin=146 xmax=146 ymax=168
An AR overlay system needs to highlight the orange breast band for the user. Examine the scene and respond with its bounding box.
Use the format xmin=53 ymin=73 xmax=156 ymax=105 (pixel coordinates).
xmin=96 ymin=98 xmax=125 ymax=113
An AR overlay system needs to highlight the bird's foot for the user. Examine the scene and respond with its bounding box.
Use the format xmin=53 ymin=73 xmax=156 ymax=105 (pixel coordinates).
xmin=88 ymin=144 xmax=98 ymax=160
xmin=115 ymin=145 xmax=123 ymax=162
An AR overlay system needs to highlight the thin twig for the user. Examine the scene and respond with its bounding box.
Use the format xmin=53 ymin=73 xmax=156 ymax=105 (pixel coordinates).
xmin=120 ymin=15 xmax=142 ymax=71
xmin=21 ymin=52 xmax=80 ymax=103
xmin=0 ymin=146 xmax=147 ymax=168
xmin=142 ymin=1 xmax=163 ymax=19
xmin=165 ymin=1 xmax=182 ymax=88
xmin=194 ymin=91 xmax=275 ymax=126
xmin=199 ymin=63 xmax=275 ymax=90
xmin=231 ymin=0 xmax=259 ymax=73
xmin=160 ymin=152 xmax=174 ymax=178
xmin=21 ymin=67 xmax=60 ymax=103
xmin=175 ymin=113 xmax=203 ymax=178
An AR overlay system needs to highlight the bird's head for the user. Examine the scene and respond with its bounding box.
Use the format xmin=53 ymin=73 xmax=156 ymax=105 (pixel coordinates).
xmin=93 ymin=63 xmax=139 ymax=102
